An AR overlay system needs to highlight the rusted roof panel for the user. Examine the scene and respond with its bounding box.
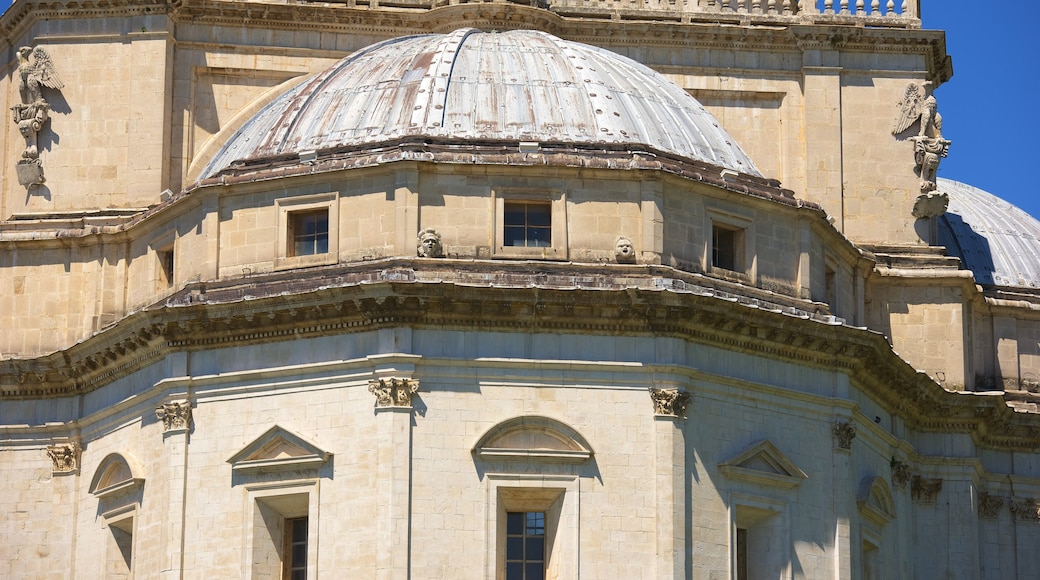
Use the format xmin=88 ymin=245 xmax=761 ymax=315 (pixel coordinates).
xmin=937 ymin=178 xmax=1040 ymax=290
xmin=201 ymin=28 xmax=761 ymax=180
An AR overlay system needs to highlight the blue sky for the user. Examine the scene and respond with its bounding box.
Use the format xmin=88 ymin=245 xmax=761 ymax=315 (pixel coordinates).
xmin=2 ymin=0 xmax=1036 ymax=219
xmin=925 ymin=0 xmax=1040 ymax=219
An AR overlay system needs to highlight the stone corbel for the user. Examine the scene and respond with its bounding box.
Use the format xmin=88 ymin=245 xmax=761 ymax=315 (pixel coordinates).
xmin=155 ymin=400 xmax=193 ymax=433
xmin=832 ymin=421 xmax=856 ymax=451
xmin=649 ymin=387 xmax=690 ymax=418
xmin=911 ymin=475 xmax=943 ymax=503
xmin=46 ymin=441 xmax=80 ymax=474
xmin=368 ymin=378 xmax=419 ymax=408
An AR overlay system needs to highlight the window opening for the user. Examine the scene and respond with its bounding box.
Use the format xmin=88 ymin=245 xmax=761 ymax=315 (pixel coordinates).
xmin=289 ymin=210 xmax=329 ymax=257
xmin=504 ymin=202 xmax=551 ymax=248
xmin=825 ymin=263 xmax=837 ymax=307
xmin=285 ymin=516 xmax=308 ymax=580
xmin=106 ymin=517 xmax=134 ymax=579
xmin=157 ymin=247 xmax=174 ymax=289
xmin=711 ymin=223 xmax=742 ymax=272
xmin=735 ymin=527 xmax=747 ymax=580
xmin=505 ymin=511 xmax=545 ymax=580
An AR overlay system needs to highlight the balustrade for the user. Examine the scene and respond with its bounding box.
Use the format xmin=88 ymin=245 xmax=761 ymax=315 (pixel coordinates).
xmin=697 ymin=0 xmax=916 ymax=18
xmin=314 ymin=0 xmax=919 ymax=27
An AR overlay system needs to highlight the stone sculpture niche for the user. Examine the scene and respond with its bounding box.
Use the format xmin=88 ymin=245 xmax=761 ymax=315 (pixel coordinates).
xmin=892 ymin=82 xmax=951 ymax=218
xmin=11 ymin=46 xmax=64 ymax=187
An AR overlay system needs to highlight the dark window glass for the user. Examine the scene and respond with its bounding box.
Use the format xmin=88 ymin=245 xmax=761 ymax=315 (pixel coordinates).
xmin=291 ymin=210 xmax=329 ymax=256
xmin=286 ymin=516 xmax=308 ymax=580
xmin=712 ymin=224 xmax=739 ymax=271
xmin=505 ymin=511 xmax=545 ymax=580
xmin=503 ymin=202 xmax=551 ymax=248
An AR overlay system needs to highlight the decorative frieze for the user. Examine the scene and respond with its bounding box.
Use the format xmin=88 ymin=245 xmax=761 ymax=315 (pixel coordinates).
xmin=369 ymin=378 xmax=420 ymax=408
xmin=911 ymin=475 xmax=943 ymax=503
xmin=46 ymin=441 xmax=80 ymax=473
xmin=832 ymin=421 xmax=856 ymax=450
xmin=649 ymin=388 xmax=690 ymax=418
xmin=1009 ymin=498 xmax=1040 ymax=522
xmin=890 ymin=459 xmax=911 ymax=489
xmin=155 ymin=400 xmax=193 ymax=432
xmin=978 ymin=492 xmax=1004 ymax=519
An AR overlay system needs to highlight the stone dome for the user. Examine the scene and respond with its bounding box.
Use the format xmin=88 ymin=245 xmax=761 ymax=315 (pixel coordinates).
xmin=200 ymin=28 xmax=761 ymax=180
xmin=937 ymin=178 xmax=1040 ymax=290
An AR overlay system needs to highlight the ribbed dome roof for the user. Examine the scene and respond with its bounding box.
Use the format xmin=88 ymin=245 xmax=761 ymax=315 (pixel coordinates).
xmin=937 ymin=178 xmax=1040 ymax=290
xmin=200 ymin=28 xmax=760 ymax=180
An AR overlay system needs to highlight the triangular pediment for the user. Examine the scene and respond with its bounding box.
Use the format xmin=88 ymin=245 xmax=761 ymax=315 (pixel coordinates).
xmin=227 ymin=425 xmax=331 ymax=475
xmin=718 ymin=440 xmax=808 ymax=489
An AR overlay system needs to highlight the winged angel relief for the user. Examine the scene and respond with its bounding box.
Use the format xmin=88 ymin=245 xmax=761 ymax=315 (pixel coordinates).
xmin=892 ymin=82 xmax=950 ymax=197
xmin=11 ymin=46 xmax=64 ymax=187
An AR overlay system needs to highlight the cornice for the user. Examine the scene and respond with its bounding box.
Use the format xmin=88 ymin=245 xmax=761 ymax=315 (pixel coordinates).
xmin=2 ymin=1 xmax=945 ymax=78
xmin=1 ymin=259 xmax=1036 ymax=450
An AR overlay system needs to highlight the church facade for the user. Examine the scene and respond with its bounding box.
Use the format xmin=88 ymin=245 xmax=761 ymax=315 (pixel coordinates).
xmin=2 ymin=1 xmax=1039 ymax=578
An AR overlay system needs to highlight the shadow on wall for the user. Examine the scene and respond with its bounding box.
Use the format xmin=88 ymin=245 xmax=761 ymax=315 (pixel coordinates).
xmin=936 ymin=212 xmax=996 ymax=286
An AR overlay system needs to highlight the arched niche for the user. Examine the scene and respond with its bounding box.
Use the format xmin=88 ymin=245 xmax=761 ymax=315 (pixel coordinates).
xmin=89 ymin=453 xmax=144 ymax=500
xmin=473 ymin=416 xmax=593 ymax=464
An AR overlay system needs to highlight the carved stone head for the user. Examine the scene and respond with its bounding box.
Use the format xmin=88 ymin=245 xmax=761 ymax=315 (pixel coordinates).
xmin=417 ymin=228 xmax=444 ymax=258
xmin=614 ymin=236 xmax=636 ymax=264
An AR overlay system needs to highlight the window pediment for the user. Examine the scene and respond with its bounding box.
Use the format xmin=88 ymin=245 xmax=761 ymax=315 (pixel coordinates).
xmin=227 ymin=425 xmax=331 ymax=475
xmin=857 ymin=476 xmax=896 ymax=526
xmin=90 ymin=453 xmax=144 ymax=500
xmin=718 ymin=440 xmax=807 ymax=489
xmin=474 ymin=416 xmax=592 ymax=464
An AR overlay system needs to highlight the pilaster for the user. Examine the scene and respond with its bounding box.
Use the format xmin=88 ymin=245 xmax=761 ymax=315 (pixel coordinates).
xmin=370 ymin=371 xmax=419 ymax=580
xmin=650 ymin=386 xmax=688 ymax=578
xmin=156 ymin=398 xmax=192 ymax=580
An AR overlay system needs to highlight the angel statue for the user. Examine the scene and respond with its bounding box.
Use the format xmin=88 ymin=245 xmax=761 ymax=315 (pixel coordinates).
xmin=892 ymin=82 xmax=951 ymax=197
xmin=11 ymin=46 xmax=64 ymax=186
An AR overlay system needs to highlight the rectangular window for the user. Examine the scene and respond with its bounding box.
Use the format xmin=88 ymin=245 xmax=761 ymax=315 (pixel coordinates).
xmin=157 ymin=247 xmax=174 ymax=289
xmin=825 ymin=263 xmax=837 ymax=307
xmin=285 ymin=516 xmax=308 ymax=580
xmin=735 ymin=527 xmax=747 ymax=580
xmin=289 ymin=210 xmax=329 ymax=257
xmin=505 ymin=512 xmax=545 ymax=580
xmin=711 ymin=222 xmax=743 ymax=272
xmin=504 ymin=202 xmax=551 ymax=248
xmin=105 ymin=514 xmax=134 ymax=579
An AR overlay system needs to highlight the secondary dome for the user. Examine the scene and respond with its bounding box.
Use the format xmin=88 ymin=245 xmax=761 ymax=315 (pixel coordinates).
xmin=200 ymin=28 xmax=760 ymax=179
xmin=937 ymin=178 xmax=1040 ymax=290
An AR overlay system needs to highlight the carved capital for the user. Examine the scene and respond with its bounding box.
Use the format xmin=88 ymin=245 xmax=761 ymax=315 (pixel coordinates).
xmin=911 ymin=475 xmax=943 ymax=503
xmin=890 ymin=459 xmax=911 ymax=489
xmin=46 ymin=441 xmax=80 ymax=473
xmin=649 ymin=387 xmax=689 ymax=418
xmin=1010 ymin=498 xmax=1040 ymax=522
xmin=978 ymin=492 xmax=1004 ymax=519
xmin=155 ymin=400 xmax=193 ymax=432
xmin=832 ymin=421 xmax=856 ymax=450
xmin=368 ymin=378 xmax=419 ymax=408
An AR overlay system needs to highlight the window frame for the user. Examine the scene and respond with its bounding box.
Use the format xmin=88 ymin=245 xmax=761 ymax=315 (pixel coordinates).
xmin=275 ymin=193 xmax=339 ymax=270
xmin=705 ymin=208 xmax=754 ymax=281
xmin=243 ymin=481 xmax=320 ymax=580
xmin=485 ymin=474 xmax=579 ymax=580
xmin=492 ymin=189 xmax=567 ymax=260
